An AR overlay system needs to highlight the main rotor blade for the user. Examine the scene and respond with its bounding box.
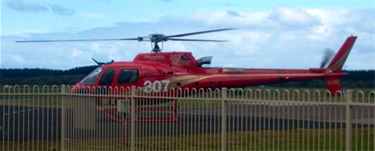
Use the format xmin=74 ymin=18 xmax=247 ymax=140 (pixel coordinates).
xmin=16 ymin=38 xmax=139 ymax=43
xmin=166 ymin=28 xmax=235 ymax=38
xmin=168 ymin=38 xmax=227 ymax=42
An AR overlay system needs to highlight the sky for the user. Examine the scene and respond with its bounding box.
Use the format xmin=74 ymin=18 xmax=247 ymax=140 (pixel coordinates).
xmin=1 ymin=0 xmax=374 ymax=70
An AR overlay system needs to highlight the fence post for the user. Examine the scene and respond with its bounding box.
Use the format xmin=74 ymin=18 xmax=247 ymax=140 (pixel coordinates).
xmin=221 ymin=87 xmax=227 ymax=151
xmin=131 ymin=86 xmax=136 ymax=151
xmin=346 ymin=90 xmax=352 ymax=151
xmin=61 ymin=85 xmax=66 ymax=151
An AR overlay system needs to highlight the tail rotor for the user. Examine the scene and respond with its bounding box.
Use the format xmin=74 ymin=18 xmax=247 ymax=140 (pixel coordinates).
xmin=320 ymin=48 xmax=335 ymax=68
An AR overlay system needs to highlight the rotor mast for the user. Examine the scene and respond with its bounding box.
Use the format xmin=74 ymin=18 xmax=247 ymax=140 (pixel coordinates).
xmin=152 ymin=42 xmax=162 ymax=53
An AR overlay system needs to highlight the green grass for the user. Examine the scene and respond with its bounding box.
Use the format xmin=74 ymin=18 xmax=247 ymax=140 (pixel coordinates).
xmin=0 ymin=85 xmax=63 ymax=94
xmin=1 ymin=128 xmax=373 ymax=150
xmin=0 ymin=97 xmax=62 ymax=108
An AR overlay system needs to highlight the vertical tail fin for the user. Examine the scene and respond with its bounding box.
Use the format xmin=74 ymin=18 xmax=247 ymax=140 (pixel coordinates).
xmin=326 ymin=36 xmax=357 ymax=73
xmin=324 ymin=77 xmax=341 ymax=94
xmin=324 ymin=35 xmax=357 ymax=94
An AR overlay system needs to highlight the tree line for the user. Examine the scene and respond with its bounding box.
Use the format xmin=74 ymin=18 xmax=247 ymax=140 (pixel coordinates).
xmin=0 ymin=65 xmax=98 ymax=85
xmin=0 ymin=66 xmax=374 ymax=88
xmin=268 ymin=70 xmax=374 ymax=88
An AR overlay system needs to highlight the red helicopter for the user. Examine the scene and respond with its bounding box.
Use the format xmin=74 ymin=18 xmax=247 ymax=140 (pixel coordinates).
xmin=17 ymin=28 xmax=357 ymax=94
xmin=17 ymin=29 xmax=357 ymax=121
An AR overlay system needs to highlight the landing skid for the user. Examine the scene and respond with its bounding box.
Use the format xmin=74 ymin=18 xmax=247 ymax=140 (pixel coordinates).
xmin=98 ymin=99 xmax=179 ymax=122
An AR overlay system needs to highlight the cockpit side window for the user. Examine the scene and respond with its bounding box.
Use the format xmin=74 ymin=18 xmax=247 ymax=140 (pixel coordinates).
xmin=118 ymin=69 xmax=138 ymax=84
xmin=98 ymin=69 xmax=115 ymax=85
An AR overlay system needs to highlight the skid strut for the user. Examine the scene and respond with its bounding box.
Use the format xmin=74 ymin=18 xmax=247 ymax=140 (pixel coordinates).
xmin=98 ymin=99 xmax=179 ymax=146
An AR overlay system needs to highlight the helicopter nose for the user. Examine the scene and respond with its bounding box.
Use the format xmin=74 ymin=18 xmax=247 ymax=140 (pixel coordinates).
xmin=71 ymin=83 xmax=90 ymax=93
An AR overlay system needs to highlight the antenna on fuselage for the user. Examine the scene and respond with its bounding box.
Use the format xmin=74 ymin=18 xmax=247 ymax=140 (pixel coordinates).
xmin=92 ymin=58 xmax=113 ymax=65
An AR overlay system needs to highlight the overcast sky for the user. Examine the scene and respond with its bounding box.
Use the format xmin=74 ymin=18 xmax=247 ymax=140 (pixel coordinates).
xmin=1 ymin=0 xmax=374 ymax=70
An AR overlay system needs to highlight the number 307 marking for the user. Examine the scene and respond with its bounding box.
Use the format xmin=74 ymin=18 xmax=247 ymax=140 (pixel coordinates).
xmin=144 ymin=80 xmax=170 ymax=93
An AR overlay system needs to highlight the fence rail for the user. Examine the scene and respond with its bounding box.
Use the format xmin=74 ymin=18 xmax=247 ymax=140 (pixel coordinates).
xmin=0 ymin=85 xmax=374 ymax=150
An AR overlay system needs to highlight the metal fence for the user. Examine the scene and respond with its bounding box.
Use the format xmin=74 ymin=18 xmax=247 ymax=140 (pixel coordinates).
xmin=0 ymin=85 xmax=374 ymax=151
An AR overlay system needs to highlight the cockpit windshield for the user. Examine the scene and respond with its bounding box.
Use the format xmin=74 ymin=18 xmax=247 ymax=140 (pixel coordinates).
xmin=80 ymin=67 xmax=102 ymax=86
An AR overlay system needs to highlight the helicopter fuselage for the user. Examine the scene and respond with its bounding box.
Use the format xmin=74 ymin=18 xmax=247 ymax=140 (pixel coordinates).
xmin=73 ymin=35 xmax=357 ymax=95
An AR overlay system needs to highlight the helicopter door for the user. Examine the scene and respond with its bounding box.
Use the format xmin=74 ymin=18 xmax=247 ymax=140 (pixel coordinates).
xmin=117 ymin=69 xmax=139 ymax=86
xmin=96 ymin=68 xmax=116 ymax=96
xmin=95 ymin=68 xmax=118 ymax=106
xmin=97 ymin=68 xmax=116 ymax=86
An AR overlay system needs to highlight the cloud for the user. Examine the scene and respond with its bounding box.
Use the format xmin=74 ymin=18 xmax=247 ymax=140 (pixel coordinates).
xmin=71 ymin=49 xmax=83 ymax=57
xmin=7 ymin=0 xmax=77 ymax=16
xmin=7 ymin=0 xmax=48 ymax=13
xmin=226 ymin=10 xmax=242 ymax=17
xmin=76 ymin=12 xmax=106 ymax=18
xmin=11 ymin=55 xmax=26 ymax=64
xmin=50 ymin=5 xmax=75 ymax=16
xmin=183 ymin=7 xmax=322 ymax=29
xmin=268 ymin=7 xmax=320 ymax=26
xmin=1 ymin=7 xmax=374 ymax=70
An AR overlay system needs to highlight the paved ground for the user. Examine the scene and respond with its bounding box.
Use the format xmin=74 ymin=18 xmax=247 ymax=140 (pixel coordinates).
xmin=0 ymin=106 xmax=62 ymax=141
xmin=1 ymin=105 xmax=374 ymax=141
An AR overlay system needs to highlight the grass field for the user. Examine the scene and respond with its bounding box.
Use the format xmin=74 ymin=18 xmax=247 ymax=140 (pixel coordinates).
xmin=0 ymin=128 xmax=373 ymax=150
